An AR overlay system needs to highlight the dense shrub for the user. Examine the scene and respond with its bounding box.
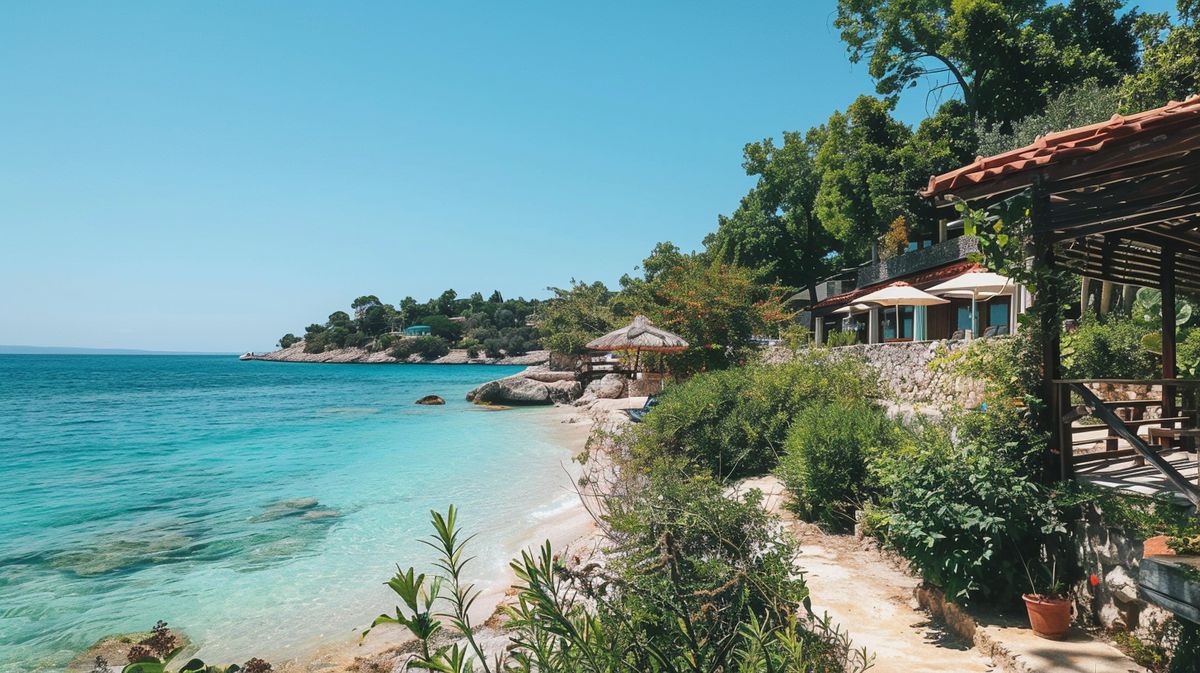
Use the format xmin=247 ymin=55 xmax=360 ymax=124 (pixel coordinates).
xmin=390 ymin=336 xmax=450 ymax=361
xmin=871 ymin=423 xmax=1064 ymax=603
xmin=632 ymin=356 xmax=878 ymax=479
xmin=1062 ymin=313 xmax=1157 ymax=380
xmin=776 ymin=400 xmax=901 ymax=530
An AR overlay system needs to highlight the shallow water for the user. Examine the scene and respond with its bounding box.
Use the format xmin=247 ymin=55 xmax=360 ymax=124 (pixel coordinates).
xmin=0 ymin=356 xmax=579 ymax=672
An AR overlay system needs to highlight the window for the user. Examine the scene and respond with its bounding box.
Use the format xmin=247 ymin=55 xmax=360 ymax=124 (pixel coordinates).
xmin=988 ymin=299 xmax=1010 ymax=331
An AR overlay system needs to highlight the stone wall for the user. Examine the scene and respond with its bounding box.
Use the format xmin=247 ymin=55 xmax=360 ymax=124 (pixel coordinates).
xmin=838 ymin=340 xmax=987 ymax=410
xmin=1073 ymin=502 xmax=1173 ymax=640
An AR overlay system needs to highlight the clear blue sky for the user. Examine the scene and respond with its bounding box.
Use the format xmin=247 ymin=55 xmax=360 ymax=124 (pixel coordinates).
xmin=0 ymin=1 xmax=1174 ymax=352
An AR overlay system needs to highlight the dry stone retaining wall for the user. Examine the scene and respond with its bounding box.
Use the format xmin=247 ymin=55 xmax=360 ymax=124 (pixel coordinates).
xmin=835 ymin=340 xmax=986 ymax=410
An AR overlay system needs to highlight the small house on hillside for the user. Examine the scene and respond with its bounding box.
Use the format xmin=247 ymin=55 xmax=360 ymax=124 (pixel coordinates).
xmin=404 ymin=325 xmax=432 ymax=337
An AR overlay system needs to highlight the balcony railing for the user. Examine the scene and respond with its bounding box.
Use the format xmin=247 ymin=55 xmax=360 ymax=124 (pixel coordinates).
xmin=857 ymin=236 xmax=979 ymax=288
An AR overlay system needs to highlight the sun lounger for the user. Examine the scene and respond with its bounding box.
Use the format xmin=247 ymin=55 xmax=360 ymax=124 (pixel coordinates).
xmin=626 ymin=396 xmax=658 ymax=423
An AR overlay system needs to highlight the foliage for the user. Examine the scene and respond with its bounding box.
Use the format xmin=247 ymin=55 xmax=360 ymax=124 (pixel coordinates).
xmin=1112 ymin=617 xmax=1200 ymax=673
xmin=976 ymin=80 xmax=1121 ymax=156
xmin=390 ymin=336 xmax=451 ymax=361
xmin=1120 ymin=2 xmax=1200 ymax=113
xmin=538 ymin=280 xmax=618 ymax=356
xmin=369 ymin=501 xmax=871 ymax=673
xmin=119 ymin=621 xmax=268 ymax=673
xmin=824 ymin=329 xmax=859 ymax=347
xmin=812 ymin=95 xmax=914 ymax=262
xmin=871 ymin=421 xmax=1065 ymax=603
xmin=776 ymin=400 xmax=901 ymax=530
xmin=276 ymin=333 xmax=300 ymax=349
xmin=1055 ymin=483 xmax=1200 ymax=543
xmin=878 ymin=216 xmax=909 ymax=259
xmin=631 ymin=356 xmax=878 ymax=480
xmin=1061 ymin=313 xmax=1158 ymax=380
xmin=705 ymin=130 xmax=833 ymax=295
xmin=835 ymin=0 xmax=1141 ymax=127
xmin=1132 ymin=287 xmax=1194 ymax=328
xmin=285 ymin=290 xmax=541 ymax=355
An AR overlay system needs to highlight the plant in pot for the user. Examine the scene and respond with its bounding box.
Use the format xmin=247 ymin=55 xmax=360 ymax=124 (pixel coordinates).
xmin=1020 ymin=553 xmax=1073 ymax=640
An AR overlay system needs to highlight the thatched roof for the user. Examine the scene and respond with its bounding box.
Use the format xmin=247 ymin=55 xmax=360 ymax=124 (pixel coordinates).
xmin=586 ymin=315 xmax=688 ymax=353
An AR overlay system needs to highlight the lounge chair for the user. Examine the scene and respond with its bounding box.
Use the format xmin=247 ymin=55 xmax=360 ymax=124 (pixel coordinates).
xmin=950 ymin=330 xmax=965 ymax=341
xmin=982 ymin=325 xmax=999 ymax=338
xmin=995 ymin=325 xmax=1010 ymax=336
xmin=626 ymin=396 xmax=658 ymax=423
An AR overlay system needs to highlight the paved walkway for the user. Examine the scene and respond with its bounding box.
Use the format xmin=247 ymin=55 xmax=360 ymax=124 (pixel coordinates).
xmin=738 ymin=476 xmax=994 ymax=673
xmin=738 ymin=476 xmax=1148 ymax=673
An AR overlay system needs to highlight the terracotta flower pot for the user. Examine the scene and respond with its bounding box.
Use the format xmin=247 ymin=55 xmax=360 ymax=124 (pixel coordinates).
xmin=1023 ymin=594 xmax=1072 ymax=640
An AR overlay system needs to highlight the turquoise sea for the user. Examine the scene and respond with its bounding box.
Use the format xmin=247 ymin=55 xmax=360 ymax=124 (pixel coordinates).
xmin=0 ymin=356 xmax=581 ymax=672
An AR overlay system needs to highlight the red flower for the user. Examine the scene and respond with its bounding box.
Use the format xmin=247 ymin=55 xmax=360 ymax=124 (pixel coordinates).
xmin=1089 ymin=573 xmax=1100 ymax=587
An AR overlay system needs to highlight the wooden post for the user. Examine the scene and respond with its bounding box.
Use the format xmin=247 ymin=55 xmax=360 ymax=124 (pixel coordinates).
xmin=1031 ymin=181 xmax=1067 ymax=481
xmin=1163 ymin=246 xmax=1178 ymax=427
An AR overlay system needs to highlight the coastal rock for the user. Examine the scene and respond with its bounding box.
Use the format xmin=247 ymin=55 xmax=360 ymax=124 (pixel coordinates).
xmin=522 ymin=367 xmax=579 ymax=383
xmin=546 ymin=380 xmax=583 ymax=404
xmin=69 ymin=628 xmax=190 ymax=673
xmin=415 ymin=395 xmax=446 ymax=405
xmin=467 ymin=376 xmax=552 ymax=405
xmin=588 ymin=374 xmax=626 ymax=399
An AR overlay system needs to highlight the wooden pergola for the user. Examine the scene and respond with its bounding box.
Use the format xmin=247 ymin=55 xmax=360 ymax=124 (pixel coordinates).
xmin=922 ymin=95 xmax=1200 ymax=501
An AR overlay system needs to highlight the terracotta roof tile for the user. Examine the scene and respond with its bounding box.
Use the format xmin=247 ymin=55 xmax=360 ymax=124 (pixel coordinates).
xmin=922 ymin=95 xmax=1200 ymax=198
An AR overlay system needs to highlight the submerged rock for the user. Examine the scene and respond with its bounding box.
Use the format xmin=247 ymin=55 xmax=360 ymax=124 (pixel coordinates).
xmin=415 ymin=395 xmax=446 ymax=405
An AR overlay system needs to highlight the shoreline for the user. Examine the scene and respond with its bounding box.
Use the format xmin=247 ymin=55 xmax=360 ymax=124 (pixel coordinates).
xmin=241 ymin=345 xmax=551 ymax=367
xmin=270 ymin=403 xmax=599 ymax=673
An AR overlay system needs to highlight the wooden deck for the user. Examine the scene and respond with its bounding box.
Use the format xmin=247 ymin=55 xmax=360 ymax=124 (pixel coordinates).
xmin=1074 ymin=427 xmax=1199 ymax=503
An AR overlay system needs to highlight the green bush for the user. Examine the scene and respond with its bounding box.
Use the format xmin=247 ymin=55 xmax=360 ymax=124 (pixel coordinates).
xmin=390 ymin=336 xmax=450 ymax=361
xmin=1062 ymin=313 xmax=1157 ymax=380
xmin=632 ymin=356 xmax=878 ymax=479
xmin=871 ymin=423 xmax=1064 ymax=603
xmin=776 ymin=400 xmax=900 ymax=530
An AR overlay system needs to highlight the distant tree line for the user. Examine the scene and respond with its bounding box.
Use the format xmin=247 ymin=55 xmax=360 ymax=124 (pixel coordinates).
xmin=277 ymin=290 xmax=541 ymax=359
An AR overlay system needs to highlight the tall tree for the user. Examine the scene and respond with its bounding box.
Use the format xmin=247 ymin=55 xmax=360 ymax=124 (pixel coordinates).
xmin=836 ymin=0 xmax=1141 ymax=126
xmin=812 ymin=96 xmax=913 ymax=263
xmin=1120 ymin=1 xmax=1199 ymax=112
xmin=706 ymin=131 xmax=833 ymax=302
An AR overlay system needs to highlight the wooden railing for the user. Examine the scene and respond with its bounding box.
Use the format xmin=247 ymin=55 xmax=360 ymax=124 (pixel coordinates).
xmin=1052 ymin=379 xmax=1200 ymax=507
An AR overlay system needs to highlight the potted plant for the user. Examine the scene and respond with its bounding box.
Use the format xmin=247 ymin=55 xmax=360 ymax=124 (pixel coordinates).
xmin=1020 ymin=554 xmax=1072 ymax=640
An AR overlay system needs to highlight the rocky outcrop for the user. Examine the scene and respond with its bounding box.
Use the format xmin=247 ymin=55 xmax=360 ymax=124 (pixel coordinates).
xmin=244 ymin=342 xmax=550 ymax=366
xmin=574 ymin=373 xmax=627 ymax=406
xmin=415 ymin=395 xmax=446 ymax=405
xmin=466 ymin=366 xmax=584 ymax=406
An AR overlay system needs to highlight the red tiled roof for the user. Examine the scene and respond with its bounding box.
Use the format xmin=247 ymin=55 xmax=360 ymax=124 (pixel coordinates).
xmin=810 ymin=261 xmax=981 ymax=311
xmin=922 ymin=95 xmax=1200 ymax=198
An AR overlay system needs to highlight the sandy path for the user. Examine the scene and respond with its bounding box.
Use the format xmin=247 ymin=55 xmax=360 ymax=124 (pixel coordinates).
xmin=737 ymin=476 xmax=995 ymax=673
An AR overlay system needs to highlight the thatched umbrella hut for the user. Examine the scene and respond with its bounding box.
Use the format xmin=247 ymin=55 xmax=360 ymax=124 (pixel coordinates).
xmin=585 ymin=315 xmax=688 ymax=376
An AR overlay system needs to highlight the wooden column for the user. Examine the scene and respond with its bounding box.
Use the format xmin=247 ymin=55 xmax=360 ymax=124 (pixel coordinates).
xmin=1031 ymin=182 xmax=1068 ymax=481
xmin=1162 ymin=246 xmax=1178 ymax=424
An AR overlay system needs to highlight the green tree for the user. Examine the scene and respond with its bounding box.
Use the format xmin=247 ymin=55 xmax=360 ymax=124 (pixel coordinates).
xmin=812 ymin=96 xmax=913 ymax=262
xmin=277 ymin=333 xmax=300 ymax=349
xmin=538 ymin=280 xmax=618 ymax=355
xmin=417 ymin=315 xmax=463 ymax=342
xmin=976 ymin=80 xmax=1121 ymax=155
xmin=706 ymin=131 xmax=833 ymax=301
xmin=1120 ymin=2 xmax=1199 ymax=112
xmin=836 ymin=0 xmax=1141 ymax=127
xmin=350 ymin=295 xmax=381 ymax=320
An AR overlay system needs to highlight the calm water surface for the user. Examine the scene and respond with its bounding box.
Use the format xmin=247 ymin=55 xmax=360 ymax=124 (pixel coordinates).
xmin=0 ymin=356 xmax=578 ymax=672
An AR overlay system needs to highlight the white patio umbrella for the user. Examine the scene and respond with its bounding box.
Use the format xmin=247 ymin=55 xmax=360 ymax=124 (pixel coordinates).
xmin=831 ymin=303 xmax=873 ymax=315
xmin=926 ymin=271 xmax=1013 ymax=335
xmin=857 ymin=282 xmax=949 ymax=340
